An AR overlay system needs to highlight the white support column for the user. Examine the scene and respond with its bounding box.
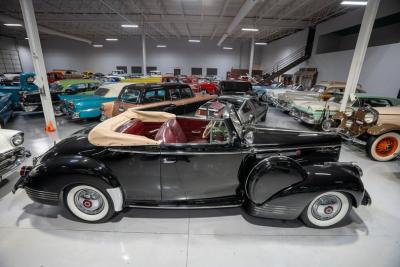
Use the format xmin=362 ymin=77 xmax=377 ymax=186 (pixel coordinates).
xmin=142 ymin=30 xmax=147 ymax=76
xmin=340 ymin=0 xmax=381 ymax=111
xmin=249 ymin=35 xmax=255 ymax=77
xmin=19 ymin=0 xmax=56 ymax=131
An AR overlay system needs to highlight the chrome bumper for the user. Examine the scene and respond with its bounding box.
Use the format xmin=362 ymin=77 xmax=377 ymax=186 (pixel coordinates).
xmin=290 ymin=109 xmax=318 ymax=125
xmin=0 ymin=147 xmax=30 ymax=178
xmin=337 ymin=131 xmax=367 ymax=145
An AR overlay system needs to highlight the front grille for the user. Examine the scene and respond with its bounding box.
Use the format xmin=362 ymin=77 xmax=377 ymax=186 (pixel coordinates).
xmin=0 ymin=147 xmax=24 ymax=170
xmin=25 ymin=187 xmax=59 ymax=202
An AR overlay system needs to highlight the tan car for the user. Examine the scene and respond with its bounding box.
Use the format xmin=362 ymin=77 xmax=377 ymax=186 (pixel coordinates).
xmin=332 ymin=106 xmax=400 ymax=161
xmin=101 ymin=83 xmax=216 ymax=120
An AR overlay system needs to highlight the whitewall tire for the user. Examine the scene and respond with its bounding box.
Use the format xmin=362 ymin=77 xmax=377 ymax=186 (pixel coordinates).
xmin=367 ymin=132 xmax=400 ymax=162
xmin=65 ymin=184 xmax=115 ymax=223
xmin=301 ymin=191 xmax=351 ymax=228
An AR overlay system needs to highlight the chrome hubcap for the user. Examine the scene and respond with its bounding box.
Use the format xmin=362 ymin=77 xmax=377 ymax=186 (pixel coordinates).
xmin=74 ymin=188 xmax=104 ymax=215
xmin=311 ymin=195 xmax=342 ymax=221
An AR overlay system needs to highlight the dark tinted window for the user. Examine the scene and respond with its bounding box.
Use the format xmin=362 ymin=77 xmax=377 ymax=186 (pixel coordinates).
xmin=218 ymin=98 xmax=244 ymax=110
xmin=143 ymin=89 xmax=166 ymax=103
xmin=221 ymin=81 xmax=252 ymax=92
xmin=169 ymin=88 xmax=181 ymax=100
xmin=120 ymin=88 xmax=141 ymax=103
xmin=94 ymin=87 xmax=109 ymax=96
xmin=131 ymin=66 xmax=142 ymax=74
xmin=180 ymin=87 xmax=194 ymax=98
xmin=206 ymin=68 xmax=217 ymax=76
xmin=192 ymin=68 xmax=202 ymax=75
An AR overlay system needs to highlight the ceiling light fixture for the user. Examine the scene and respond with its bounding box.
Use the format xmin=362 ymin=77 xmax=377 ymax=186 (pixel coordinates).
xmin=105 ymin=38 xmax=118 ymax=41
xmin=255 ymin=42 xmax=268 ymax=46
xmin=121 ymin=24 xmax=139 ymax=28
xmin=93 ymin=44 xmax=103 ymax=48
xmin=4 ymin=23 xmax=23 ymax=27
xmin=341 ymin=1 xmax=368 ymax=5
xmin=241 ymin=28 xmax=259 ymax=32
xmin=24 ymin=37 xmax=29 ymax=40
xmin=188 ymin=39 xmax=201 ymax=43
xmin=156 ymin=45 xmax=167 ymax=48
xmin=223 ymin=47 xmax=233 ymax=50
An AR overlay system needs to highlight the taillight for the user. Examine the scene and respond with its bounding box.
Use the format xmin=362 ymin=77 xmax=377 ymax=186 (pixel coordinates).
xmin=20 ymin=166 xmax=32 ymax=177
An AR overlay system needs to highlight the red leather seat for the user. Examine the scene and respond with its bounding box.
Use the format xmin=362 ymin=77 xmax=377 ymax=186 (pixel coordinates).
xmin=155 ymin=119 xmax=187 ymax=143
xmin=116 ymin=119 xmax=144 ymax=135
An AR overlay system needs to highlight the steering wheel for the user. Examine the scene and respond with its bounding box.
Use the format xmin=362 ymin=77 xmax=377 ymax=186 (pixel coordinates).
xmin=202 ymin=121 xmax=215 ymax=139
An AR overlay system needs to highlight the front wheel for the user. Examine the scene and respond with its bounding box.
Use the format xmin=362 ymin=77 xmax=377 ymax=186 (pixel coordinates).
xmin=301 ymin=192 xmax=351 ymax=228
xmin=367 ymin=132 xmax=400 ymax=161
xmin=64 ymin=184 xmax=115 ymax=223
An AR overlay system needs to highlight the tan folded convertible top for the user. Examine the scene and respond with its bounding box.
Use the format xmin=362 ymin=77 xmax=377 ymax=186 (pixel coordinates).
xmin=88 ymin=109 xmax=175 ymax=146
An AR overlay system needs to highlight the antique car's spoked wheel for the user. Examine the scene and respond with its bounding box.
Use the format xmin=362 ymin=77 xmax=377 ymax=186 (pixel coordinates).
xmin=65 ymin=184 xmax=114 ymax=223
xmin=367 ymin=132 xmax=400 ymax=161
xmin=301 ymin=192 xmax=351 ymax=228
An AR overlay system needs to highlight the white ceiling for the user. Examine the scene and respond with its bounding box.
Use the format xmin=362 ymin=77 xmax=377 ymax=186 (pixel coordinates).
xmin=0 ymin=0 xmax=360 ymax=43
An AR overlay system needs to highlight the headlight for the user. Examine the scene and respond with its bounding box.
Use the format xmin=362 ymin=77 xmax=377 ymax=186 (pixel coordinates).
xmin=345 ymin=120 xmax=353 ymax=128
xmin=364 ymin=112 xmax=376 ymax=123
xmin=11 ymin=133 xmax=24 ymax=146
xmin=244 ymin=131 xmax=254 ymax=144
xmin=345 ymin=108 xmax=353 ymax=117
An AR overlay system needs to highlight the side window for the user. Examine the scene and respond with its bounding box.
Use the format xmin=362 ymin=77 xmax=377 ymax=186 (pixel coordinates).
xmin=169 ymin=88 xmax=181 ymax=100
xmin=143 ymin=89 xmax=166 ymax=103
xmin=180 ymin=87 xmax=194 ymax=98
xmin=365 ymin=99 xmax=391 ymax=107
xmin=241 ymin=102 xmax=252 ymax=114
xmin=120 ymin=88 xmax=141 ymax=103
xmin=76 ymin=83 xmax=87 ymax=89
xmin=89 ymin=83 xmax=99 ymax=89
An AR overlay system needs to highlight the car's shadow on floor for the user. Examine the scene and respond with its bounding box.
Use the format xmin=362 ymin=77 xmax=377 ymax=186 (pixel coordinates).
xmin=17 ymin=202 xmax=365 ymax=231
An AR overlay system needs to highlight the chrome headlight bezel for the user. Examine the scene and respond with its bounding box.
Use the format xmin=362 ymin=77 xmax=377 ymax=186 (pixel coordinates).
xmin=345 ymin=120 xmax=353 ymax=128
xmin=364 ymin=112 xmax=377 ymax=124
xmin=11 ymin=133 xmax=24 ymax=146
xmin=344 ymin=108 xmax=353 ymax=117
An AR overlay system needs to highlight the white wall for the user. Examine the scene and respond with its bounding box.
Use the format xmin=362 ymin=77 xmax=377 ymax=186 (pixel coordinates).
xmin=260 ymin=0 xmax=400 ymax=97
xmin=0 ymin=35 xmax=263 ymax=79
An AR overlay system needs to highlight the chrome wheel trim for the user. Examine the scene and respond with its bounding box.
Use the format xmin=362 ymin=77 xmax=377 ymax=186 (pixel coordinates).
xmin=74 ymin=188 xmax=105 ymax=215
xmin=306 ymin=191 xmax=350 ymax=227
xmin=311 ymin=195 xmax=342 ymax=221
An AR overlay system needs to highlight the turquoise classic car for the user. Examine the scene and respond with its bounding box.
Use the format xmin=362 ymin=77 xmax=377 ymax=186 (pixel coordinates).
xmin=59 ymin=82 xmax=132 ymax=120
xmin=290 ymin=93 xmax=400 ymax=130
xmin=0 ymin=72 xmax=38 ymax=109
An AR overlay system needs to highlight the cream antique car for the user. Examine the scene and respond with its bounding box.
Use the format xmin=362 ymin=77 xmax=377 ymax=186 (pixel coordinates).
xmin=331 ymin=106 xmax=400 ymax=161
xmin=0 ymin=128 xmax=30 ymax=186
xmin=275 ymin=81 xmax=364 ymax=112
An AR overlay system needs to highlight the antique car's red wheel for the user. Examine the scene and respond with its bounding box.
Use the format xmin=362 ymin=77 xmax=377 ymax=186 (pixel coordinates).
xmin=64 ymin=183 xmax=115 ymax=223
xmin=367 ymin=132 xmax=400 ymax=161
xmin=301 ymin=191 xmax=351 ymax=228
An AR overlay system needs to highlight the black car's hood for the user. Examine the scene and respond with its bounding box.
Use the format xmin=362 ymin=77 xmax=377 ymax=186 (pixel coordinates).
xmin=250 ymin=125 xmax=341 ymax=148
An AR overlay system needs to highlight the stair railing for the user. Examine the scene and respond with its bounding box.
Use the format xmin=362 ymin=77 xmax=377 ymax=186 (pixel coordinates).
xmin=271 ymin=46 xmax=306 ymax=74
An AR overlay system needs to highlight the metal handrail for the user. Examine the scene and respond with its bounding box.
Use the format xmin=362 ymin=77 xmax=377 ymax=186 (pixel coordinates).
xmin=271 ymin=46 xmax=306 ymax=74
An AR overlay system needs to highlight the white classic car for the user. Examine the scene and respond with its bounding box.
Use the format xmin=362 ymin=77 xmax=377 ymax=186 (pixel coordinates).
xmin=0 ymin=128 xmax=30 ymax=186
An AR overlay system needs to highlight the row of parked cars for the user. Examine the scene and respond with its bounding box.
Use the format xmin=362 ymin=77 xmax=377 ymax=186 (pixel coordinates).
xmin=266 ymin=81 xmax=400 ymax=162
xmin=8 ymin=78 xmax=371 ymax=228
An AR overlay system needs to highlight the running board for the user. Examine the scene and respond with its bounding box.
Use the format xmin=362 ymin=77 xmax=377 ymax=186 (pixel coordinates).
xmin=126 ymin=196 xmax=243 ymax=209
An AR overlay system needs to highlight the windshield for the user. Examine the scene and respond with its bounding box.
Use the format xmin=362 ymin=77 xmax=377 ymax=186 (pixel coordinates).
xmin=198 ymin=78 xmax=209 ymax=83
xmin=94 ymin=87 xmax=110 ymax=96
xmin=221 ymin=82 xmax=251 ymax=92
xmin=310 ymin=85 xmax=326 ymax=93
xmin=218 ymin=98 xmax=244 ymax=110
xmin=50 ymin=83 xmax=63 ymax=90
xmin=328 ymin=94 xmax=344 ymax=103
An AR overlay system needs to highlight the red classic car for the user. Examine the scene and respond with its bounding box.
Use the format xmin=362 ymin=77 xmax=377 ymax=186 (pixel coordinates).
xmin=180 ymin=76 xmax=219 ymax=95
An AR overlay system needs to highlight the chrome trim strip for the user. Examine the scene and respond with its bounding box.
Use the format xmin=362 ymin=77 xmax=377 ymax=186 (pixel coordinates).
xmin=252 ymin=144 xmax=341 ymax=153
xmin=127 ymin=204 xmax=241 ymax=209
xmin=106 ymin=187 xmax=124 ymax=212
xmin=161 ymin=151 xmax=243 ymax=155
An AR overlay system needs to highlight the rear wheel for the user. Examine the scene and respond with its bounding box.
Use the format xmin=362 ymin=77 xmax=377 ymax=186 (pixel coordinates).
xmin=64 ymin=183 xmax=115 ymax=223
xmin=301 ymin=191 xmax=351 ymax=228
xmin=367 ymin=132 xmax=400 ymax=161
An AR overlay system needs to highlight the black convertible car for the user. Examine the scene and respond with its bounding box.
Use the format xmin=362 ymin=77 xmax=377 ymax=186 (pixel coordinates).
xmin=13 ymin=107 xmax=370 ymax=228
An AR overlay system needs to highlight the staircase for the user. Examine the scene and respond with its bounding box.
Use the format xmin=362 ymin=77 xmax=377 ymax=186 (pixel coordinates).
xmin=268 ymin=27 xmax=315 ymax=80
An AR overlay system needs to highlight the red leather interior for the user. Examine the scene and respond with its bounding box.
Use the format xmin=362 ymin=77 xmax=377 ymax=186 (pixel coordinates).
xmin=116 ymin=119 xmax=163 ymax=139
xmin=117 ymin=117 xmax=210 ymax=144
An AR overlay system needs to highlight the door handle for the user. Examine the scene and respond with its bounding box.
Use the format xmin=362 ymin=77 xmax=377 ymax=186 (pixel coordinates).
xmin=162 ymin=157 xmax=177 ymax=164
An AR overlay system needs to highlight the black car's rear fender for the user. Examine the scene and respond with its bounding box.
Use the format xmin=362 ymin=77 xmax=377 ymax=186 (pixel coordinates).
xmin=244 ymin=157 xmax=367 ymax=220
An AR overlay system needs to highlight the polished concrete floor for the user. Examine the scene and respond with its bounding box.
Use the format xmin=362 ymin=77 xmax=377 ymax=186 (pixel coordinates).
xmin=1 ymin=109 xmax=399 ymax=267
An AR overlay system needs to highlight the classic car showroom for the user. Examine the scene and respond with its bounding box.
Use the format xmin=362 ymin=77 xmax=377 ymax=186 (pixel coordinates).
xmin=0 ymin=0 xmax=399 ymax=266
